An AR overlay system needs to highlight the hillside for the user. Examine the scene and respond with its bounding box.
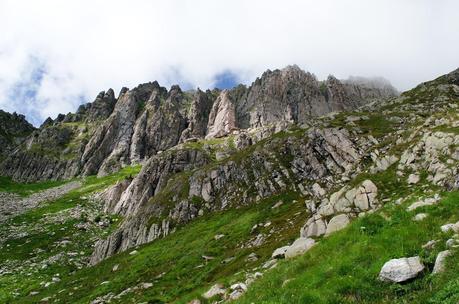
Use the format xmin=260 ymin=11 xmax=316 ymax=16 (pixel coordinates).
xmin=0 ymin=67 xmax=458 ymax=304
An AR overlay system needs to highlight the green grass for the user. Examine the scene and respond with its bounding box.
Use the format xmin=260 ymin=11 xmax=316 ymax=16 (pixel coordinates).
xmin=0 ymin=165 xmax=142 ymax=303
xmin=0 ymin=176 xmax=67 ymax=196
xmin=237 ymin=191 xmax=459 ymax=304
xmin=12 ymin=191 xmax=307 ymax=304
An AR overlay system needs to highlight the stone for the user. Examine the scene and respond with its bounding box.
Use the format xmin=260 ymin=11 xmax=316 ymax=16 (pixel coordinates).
xmin=262 ymin=259 xmax=277 ymax=269
xmin=301 ymin=218 xmax=327 ymax=238
xmin=407 ymin=174 xmax=420 ymax=184
xmin=421 ymin=240 xmax=438 ymax=249
xmin=272 ymin=246 xmax=290 ymax=259
xmin=202 ymin=283 xmax=226 ymax=299
xmin=214 ymin=234 xmax=225 ymax=240
xmin=441 ymin=222 xmax=459 ymax=233
xmin=407 ymin=197 xmax=440 ymax=212
xmin=325 ymin=214 xmax=350 ymax=236
xmin=379 ymin=256 xmax=425 ymax=283
xmin=312 ymin=183 xmax=326 ymax=197
xmin=432 ymin=250 xmax=451 ymax=274
xmin=285 ymin=237 xmax=316 ymax=259
xmin=413 ymin=213 xmax=428 ymax=221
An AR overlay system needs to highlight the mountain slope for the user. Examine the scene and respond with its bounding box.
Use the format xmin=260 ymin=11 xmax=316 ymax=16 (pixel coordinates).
xmin=1 ymin=67 xmax=458 ymax=304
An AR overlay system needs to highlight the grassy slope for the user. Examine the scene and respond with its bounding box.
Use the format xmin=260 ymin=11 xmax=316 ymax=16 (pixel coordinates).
xmin=239 ymin=190 xmax=459 ymax=304
xmin=0 ymin=176 xmax=67 ymax=196
xmin=19 ymin=191 xmax=307 ymax=304
xmin=1 ymin=75 xmax=458 ymax=303
xmin=0 ymin=165 xmax=141 ymax=303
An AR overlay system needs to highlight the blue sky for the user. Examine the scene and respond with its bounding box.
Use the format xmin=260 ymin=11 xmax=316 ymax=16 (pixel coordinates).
xmin=1 ymin=0 xmax=458 ymax=126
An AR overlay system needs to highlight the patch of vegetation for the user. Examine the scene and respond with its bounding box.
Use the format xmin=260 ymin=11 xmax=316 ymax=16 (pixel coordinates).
xmin=238 ymin=191 xmax=459 ymax=304
xmin=12 ymin=191 xmax=307 ymax=304
xmin=0 ymin=165 xmax=142 ymax=303
xmin=0 ymin=176 xmax=67 ymax=196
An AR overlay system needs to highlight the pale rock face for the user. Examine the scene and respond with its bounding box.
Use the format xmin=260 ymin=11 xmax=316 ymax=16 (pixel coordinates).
xmin=206 ymin=90 xmax=237 ymax=139
xmin=432 ymin=250 xmax=451 ymax=274
xmin=379 ymin=256 xmax=425 ymax=283
xmin=325 ymin=214 xmax=350 ymax=236
xmin=284 ymin=237 xmax=316 ymax=259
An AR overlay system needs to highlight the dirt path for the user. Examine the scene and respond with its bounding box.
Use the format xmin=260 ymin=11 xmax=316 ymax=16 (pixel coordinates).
xmin=0 ymin=181 xmax=82 ymax=222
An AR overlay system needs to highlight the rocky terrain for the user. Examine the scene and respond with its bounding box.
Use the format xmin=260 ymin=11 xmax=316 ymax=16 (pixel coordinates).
xmin=0 ymin=66 xmax=458 ymax=304
xmin=0 ymin=110 xmax=35 ymax=160
xmin=0 ymin=65 xmax=397 ymax=182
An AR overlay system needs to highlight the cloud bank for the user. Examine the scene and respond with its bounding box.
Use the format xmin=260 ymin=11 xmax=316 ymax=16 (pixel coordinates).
xmin=1 ymin=0 xmax=458 ymax=125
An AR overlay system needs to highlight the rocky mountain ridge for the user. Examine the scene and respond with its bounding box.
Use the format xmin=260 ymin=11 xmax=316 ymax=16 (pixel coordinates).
xmin=0 ymin=110 xmax=35 ymax=160
xmin=0 ymin=65 xmax=398 ymax=182
xmin=0 ymin=67 xmax=458 ymax=304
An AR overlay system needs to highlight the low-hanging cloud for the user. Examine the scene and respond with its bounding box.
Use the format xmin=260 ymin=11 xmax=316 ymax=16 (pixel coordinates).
xmin=1 ymin=0 xmax=458 ymax=125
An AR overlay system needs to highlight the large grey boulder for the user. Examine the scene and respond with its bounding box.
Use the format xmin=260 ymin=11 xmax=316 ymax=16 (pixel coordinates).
xmin=325 ymin=214 xmax=350 ymax=236
xmin=379 ymin=256 xmax=425 ymax=283
xmin=285 ymin=237 xmax=316 ymax=259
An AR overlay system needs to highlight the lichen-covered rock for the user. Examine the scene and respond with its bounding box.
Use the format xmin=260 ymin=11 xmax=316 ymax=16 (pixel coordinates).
xmin=379 ymin=256 xmax=425 ymax=283
xmin=325 ymin=214 xmax=351 ymax=236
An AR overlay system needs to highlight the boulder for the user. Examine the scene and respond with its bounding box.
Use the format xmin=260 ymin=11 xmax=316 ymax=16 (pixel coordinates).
xmin=432 ymin=250 xmax=451 ymax=274
xmin=325 ymin=214 xmax=350 ymax=236
xmin=407 ymin=174 xmax=420 ymax=184
xmin=413 ymin=213 xmax=428 ymax=221
xmin=272 ymin=246 xmax=290 ymax=259
xmin=285 ymin=237 xmax=316 ymax=259
xmin=301 ymin=218 xmax=326 ymax=238
xmin=379 ymin=256 xmax=425 ymax=283
xmin=202 ymin=283 xmax=226 ymax=299
xmin=441 ymin=222 xmax=459 ymax=233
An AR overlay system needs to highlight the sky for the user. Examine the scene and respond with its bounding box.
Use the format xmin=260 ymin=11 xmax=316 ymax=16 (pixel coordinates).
xmin=0 ymin=0 xmax=458 ymax=126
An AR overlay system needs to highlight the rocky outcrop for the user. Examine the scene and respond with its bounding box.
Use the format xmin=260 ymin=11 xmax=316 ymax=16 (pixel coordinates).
xmin=0 ymin=110 xmax=35 ymax=159
xmin=301 ymin=179 xmax=379 ymax=238
xmin=284 ymin=237 xmax=316 ymax=259
xmin=89 ymin=148 xmax=211 ymax=264
xmin=234 ymin=66 xmax=397 ymax=129
xmin=1 ymin=65 xmax=398 ymax=182
xmin=180 ymin=89 xmax=215 ymax=142
xmin=379 ymin=257 xmax=425 ymax=283
xmin=90 ymin=127 xmax=365 ymax=263
xmin=206 ymin=90 xmax=237 ymax=139
xmin=82 ymin=89 xmax=116 ymax=122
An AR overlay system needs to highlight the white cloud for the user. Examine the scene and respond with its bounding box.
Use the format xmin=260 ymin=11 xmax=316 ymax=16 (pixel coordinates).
xmin=1 ymin=0 xmax=458 ymax=125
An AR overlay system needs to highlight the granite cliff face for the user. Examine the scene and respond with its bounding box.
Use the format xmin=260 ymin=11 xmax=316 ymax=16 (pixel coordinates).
xmin=0 ymin=65 xmax=398 ymax=183
xmin=0 ymin=110 xmax=35 ymax=160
